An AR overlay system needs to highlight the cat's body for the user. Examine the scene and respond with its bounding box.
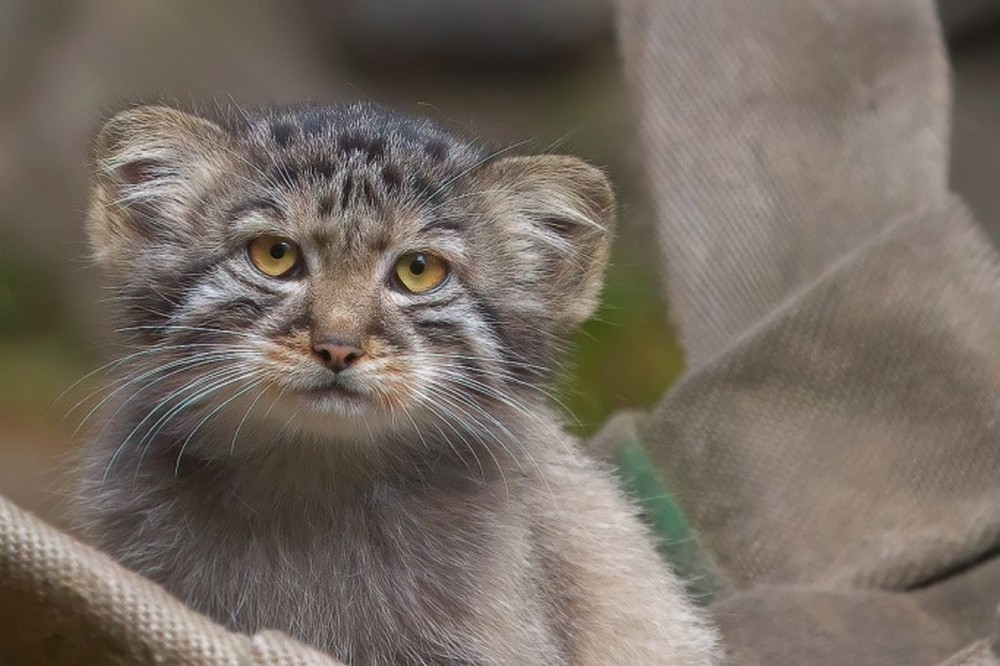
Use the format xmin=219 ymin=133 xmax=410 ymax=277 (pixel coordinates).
xmin=76 ymin=103 xmax=721 ymax=664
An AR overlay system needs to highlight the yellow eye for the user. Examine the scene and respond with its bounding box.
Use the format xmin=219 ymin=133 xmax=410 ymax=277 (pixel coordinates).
xmin=248 ymin=235 xmax=301 ymax=278
xmin=394 ymin=252 xmax=448 ymax=294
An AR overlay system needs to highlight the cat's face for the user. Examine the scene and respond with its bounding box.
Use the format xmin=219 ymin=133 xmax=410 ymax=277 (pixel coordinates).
xmin=87 ymin=104 xmax=614 ymax=454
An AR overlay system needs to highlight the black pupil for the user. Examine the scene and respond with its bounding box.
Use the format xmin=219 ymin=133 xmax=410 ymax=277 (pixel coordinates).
xmin=410 ymin=255 xmax=426 ymax=275
xmin=270 ymin=243 xmax=288 ymax=260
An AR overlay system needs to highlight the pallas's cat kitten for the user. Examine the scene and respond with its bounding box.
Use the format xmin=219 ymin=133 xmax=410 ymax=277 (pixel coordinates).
xmin=76 ymin=103 xmax=720 ymax=664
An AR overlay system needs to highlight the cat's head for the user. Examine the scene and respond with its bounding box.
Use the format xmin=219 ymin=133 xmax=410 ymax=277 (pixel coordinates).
xmin=87 ymin=103 xmax=614 ymax=453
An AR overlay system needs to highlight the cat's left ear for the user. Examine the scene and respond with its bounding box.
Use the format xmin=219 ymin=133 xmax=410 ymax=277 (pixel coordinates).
xmin=478 ymin=155 xmax=616 ymax=329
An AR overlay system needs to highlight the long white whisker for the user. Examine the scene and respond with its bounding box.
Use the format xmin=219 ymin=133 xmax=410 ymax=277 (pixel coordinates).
xmin=62 ymin=342 xmax=246 ymax=407
xmin=116 ymin=324 xmax=260 ymax=341
xmin=132 ymin=369 xmax=258 ymax=476
xmin=135 ymin=368 xmax=251 ymax=450
xmin=230 ymin=384 xmax=271 ymax=455
xmin=102 ymin=367 xmax=247 ymax=481
xmin=415 ymin=387 xmax=507 ymax=494
xmin=72 ymin=352 xmax=243 ymax=434
xmin=175 ymin=376 xmax=264 ymax=476
xmin=411 ymin=391 xmax=487 ymax=480
xmin=417 ymin=370 xmax=552 ymax=491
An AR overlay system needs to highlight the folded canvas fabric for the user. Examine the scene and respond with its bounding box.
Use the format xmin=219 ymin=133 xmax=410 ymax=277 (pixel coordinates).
xmin=0 ymin=494 xmax=341 ymax=664
xmin=616 ymin=0 xmax=1000 ymax=663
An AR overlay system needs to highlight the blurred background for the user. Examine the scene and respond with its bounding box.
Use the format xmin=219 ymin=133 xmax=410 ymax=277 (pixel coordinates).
xmin=0 ymin=0 xmax=998 ymax=527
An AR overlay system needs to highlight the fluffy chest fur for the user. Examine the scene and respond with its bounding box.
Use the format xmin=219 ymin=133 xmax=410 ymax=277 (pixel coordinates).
xmin=92 ymin=434 xmax=560 ymax=664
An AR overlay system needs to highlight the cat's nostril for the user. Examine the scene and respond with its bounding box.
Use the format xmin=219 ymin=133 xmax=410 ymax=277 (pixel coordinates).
xmin=313 ymin=341 xmax=365 ymax=373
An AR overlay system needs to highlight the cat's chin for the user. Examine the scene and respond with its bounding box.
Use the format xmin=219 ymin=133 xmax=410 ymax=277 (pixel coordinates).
xmin=303 ymin=384 xmax=371 ymax=416
xmin=268 ymin=386 xmax=406 ymax=443
xmin=197 ymin=379 xmax=420 ymax=453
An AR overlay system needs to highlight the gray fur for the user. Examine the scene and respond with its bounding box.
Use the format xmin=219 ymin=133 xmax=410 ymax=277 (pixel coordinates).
xmin=76 ymin=103 xmax=722 ymax=664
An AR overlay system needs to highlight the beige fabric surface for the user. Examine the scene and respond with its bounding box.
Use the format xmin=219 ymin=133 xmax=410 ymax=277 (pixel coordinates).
xmin=0 ymin=494 xmax=342 ymax=665
xmin=617 ymin=0 xmax=1000 ymax=663
xmin=619 ymin=0 xmax=950 ymax=372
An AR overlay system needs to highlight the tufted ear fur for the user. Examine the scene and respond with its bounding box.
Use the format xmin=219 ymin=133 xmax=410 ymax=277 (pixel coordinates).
xmin=477 ymin=155 xmax=616 ymax=331
xmin=87 ymin=106 xmax=235 ymax=272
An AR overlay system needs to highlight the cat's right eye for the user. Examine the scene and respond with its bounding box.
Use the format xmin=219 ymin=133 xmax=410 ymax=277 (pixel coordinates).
xmin=393 ymin=252 xmax=449 ymax=294
xmin=248 ymin=235 xmax=301 ymax=278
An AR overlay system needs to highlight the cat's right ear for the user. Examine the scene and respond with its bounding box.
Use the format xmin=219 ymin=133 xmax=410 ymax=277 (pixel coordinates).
xmin=87 ymin=105 xmax=233 ymax=271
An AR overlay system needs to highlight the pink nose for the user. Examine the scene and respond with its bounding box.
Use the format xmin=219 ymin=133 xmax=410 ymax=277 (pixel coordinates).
xmin=313 ymin=340 xmax=364 ymax=373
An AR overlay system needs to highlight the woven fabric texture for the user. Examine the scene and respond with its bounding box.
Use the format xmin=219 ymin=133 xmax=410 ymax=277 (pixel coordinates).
xmin=0 ymin=495 xmax=342 ymax=664
xmin=617 ymin=0 xmax=1000 ymax=663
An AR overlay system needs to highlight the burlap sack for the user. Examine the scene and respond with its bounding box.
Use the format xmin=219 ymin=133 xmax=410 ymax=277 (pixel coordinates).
xmin=0 ymin=487 xmax=341 ymax=663
xmin=615 ymin=0 xmax=1000 ymax=663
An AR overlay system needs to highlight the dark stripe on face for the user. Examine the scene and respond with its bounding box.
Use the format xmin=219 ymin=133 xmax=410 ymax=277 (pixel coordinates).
xmin=424 ymin=139 xmax=448 ymax=161
xmin=226 ymin=197 xmax=283 ymax=222
xmin=409 ymin=174 xmax=431 ymax=198
xmin=419 ymin=217 xmax=465 ymax=234
xmin=227 ymin=267 xmax=283 ymax=297
xmin=362 ymin=180 xmax=378 ymax=207
xmin=340 ymin=175 xmax=354 ymax=210
xmin=371 ymin=231 xmax=392 ymax=253
xmin=414 ymin=318 xmax=461 ymax=342
xmin=318 ymin=196 xmax=335 ymax=217
xmin=200 ymin=296 xmax=264 ymax=329
xmin=451 ymin=353 xmax=486 ymax=383
xmin=121 ymin=282 xmax=174 ymax=329
xmin=361 ymin=179 xmax=381 ymax=207
xmin=366 ymin=137 xmax=386 ymax=163
xmin=270 ymin=122 xmax=296 ymax=147
xmin=381 ymin=165 xmax=403 ymax=191
xmin=338 ymin=132 xmax=381 ymax=158
xmin=399 ymin=292 xmax=462 ymax=310
xmin=471 ymin=299 xmax=504 ymax=345
xmin=122 ymin=258 xmax=223 ymax=337
xmin=307 ymin=160 xmax=336 ymax=181
xmin=272 ymin=163 xmax=300 ymax=186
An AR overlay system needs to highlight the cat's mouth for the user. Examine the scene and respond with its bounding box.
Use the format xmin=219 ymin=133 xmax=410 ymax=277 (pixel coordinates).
xmin=306 ymin=380 xmax=364 ymax=398
xmin=302 ymin=378 xmax=372 ymax=413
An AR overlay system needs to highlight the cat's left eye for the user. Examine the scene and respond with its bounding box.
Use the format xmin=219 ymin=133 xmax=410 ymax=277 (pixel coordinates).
xmin=248 ymin=235 xmax=301 ymax=278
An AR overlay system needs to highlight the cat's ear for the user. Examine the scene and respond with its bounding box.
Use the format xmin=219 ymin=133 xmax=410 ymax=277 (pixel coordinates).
xmin=87 ymin=105 xmax=234 ymax=269
xmin=479 ymin=155 xmax=616 ymax=329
